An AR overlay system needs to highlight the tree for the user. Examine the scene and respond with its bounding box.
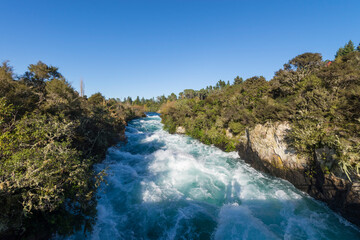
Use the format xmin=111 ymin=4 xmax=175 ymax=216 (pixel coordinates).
xmin=284 ymin=52 xmax=322 ymax=72
xmin=158 ymin=95 xmax=166 ymax=103
xmin=126 ymin=96 xmax=133 ymax=104
xmin=271 ymin=53 xmax=323 ymax=97
xmin=335 ymin=40 xmax=355 ymax=59
xmin=215 ymin=80 xmax=226 ymax=89
xmin=168 ymin=93 xmax=177 ymax=101
xmin=42 ymin=78 xmax=81 ymax=117
xmin=0 ymin=61 xmax=15 ymax=97
xmin=22 ymin=61 xmax=62 ymax=89
xmin=88 ymin=92 xmax=105 ymax=105
xmin=197 ymin=89 xmax=208 ymax=100
xmin=233 ymin=76 xmax=243 ymax=85
xmin=0 ymin=61 xmax=39 ymax=115
xmin=183 ymin=89 xmax=196 ymax=99
xmin=133 ymin=96 xmax=141 ymax=105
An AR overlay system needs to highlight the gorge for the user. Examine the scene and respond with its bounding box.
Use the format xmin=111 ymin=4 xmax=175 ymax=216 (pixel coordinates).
xmin=2 ymin=43 xmax=360 ymax=239
xmin=66 ymin=114 xmax=360 ymax=239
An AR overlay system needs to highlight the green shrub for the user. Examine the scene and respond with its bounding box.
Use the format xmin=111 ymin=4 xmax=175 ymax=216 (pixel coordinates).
xmin=160 ymin=48 xmax=360 ymax=182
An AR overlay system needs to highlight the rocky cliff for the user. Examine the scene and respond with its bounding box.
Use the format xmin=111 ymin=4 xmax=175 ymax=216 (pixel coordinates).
xmin=237 ymin=122 xmax=360 ymax=227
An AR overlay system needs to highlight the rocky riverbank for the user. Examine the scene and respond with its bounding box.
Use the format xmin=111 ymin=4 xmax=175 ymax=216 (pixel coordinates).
xmin=159 ymin=50 xmax=360 ymax=229
xmin=236 ymin=122 xmax=360 ymax=227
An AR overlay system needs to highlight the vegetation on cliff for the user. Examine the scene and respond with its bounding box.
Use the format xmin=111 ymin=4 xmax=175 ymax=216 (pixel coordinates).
xmin=0 ymin=61 xmax=144 ymax=239
xmin=160 ymin=41 xmax=360 ymax=182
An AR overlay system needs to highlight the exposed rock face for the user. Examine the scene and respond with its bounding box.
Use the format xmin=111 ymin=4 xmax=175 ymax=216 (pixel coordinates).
xmin=176 ymin=126 xmax=186 ymax=134
xmin=237 ymin=122 xmax=360 ymax=227
xmin=226 ymin=128 xmax=233 ymax=138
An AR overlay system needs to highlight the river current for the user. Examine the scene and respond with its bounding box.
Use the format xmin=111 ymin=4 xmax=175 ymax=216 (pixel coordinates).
xmin=68 ymin=113 xmax=360 ymax=240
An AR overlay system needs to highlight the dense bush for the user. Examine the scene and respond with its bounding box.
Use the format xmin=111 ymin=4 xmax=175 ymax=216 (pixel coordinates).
xmin=161 ymin=46 xmax=360 ymax=182
xmin=0 ymin=61 xmax=144 ymax=239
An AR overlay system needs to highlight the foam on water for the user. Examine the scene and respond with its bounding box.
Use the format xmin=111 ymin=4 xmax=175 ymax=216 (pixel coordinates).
xmin=65 ymin=114 xmax=360 ymax=240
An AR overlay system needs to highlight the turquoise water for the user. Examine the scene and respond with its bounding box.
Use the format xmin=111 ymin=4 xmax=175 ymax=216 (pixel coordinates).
xmin=67 ymin=113 xmax=360 ymax=240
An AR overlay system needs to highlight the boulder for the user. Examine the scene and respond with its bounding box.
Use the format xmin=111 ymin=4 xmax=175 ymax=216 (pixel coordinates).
xmin=176 ymin=126 xmax=186 ymax=134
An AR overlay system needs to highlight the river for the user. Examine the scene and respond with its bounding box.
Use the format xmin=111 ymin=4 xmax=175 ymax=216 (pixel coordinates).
xmin=67 ymin=113 xmax=360 ymax=239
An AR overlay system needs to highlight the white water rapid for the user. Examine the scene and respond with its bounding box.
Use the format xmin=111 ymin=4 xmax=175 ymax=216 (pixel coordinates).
xmin=67 ymin=113 xmax=360 ymax=240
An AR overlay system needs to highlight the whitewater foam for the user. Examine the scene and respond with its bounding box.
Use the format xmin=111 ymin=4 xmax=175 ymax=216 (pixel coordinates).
xmin=64 ymin=114 xmax=360 ymax=240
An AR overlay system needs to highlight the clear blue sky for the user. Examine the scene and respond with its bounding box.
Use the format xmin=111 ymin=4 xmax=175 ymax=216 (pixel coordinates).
xmin=1 ymin=0 xmax=360 ymax=100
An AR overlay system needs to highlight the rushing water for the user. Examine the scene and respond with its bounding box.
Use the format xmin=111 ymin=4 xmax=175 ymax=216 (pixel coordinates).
xmin=67 ymin=113 xmax=360 ymax=240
